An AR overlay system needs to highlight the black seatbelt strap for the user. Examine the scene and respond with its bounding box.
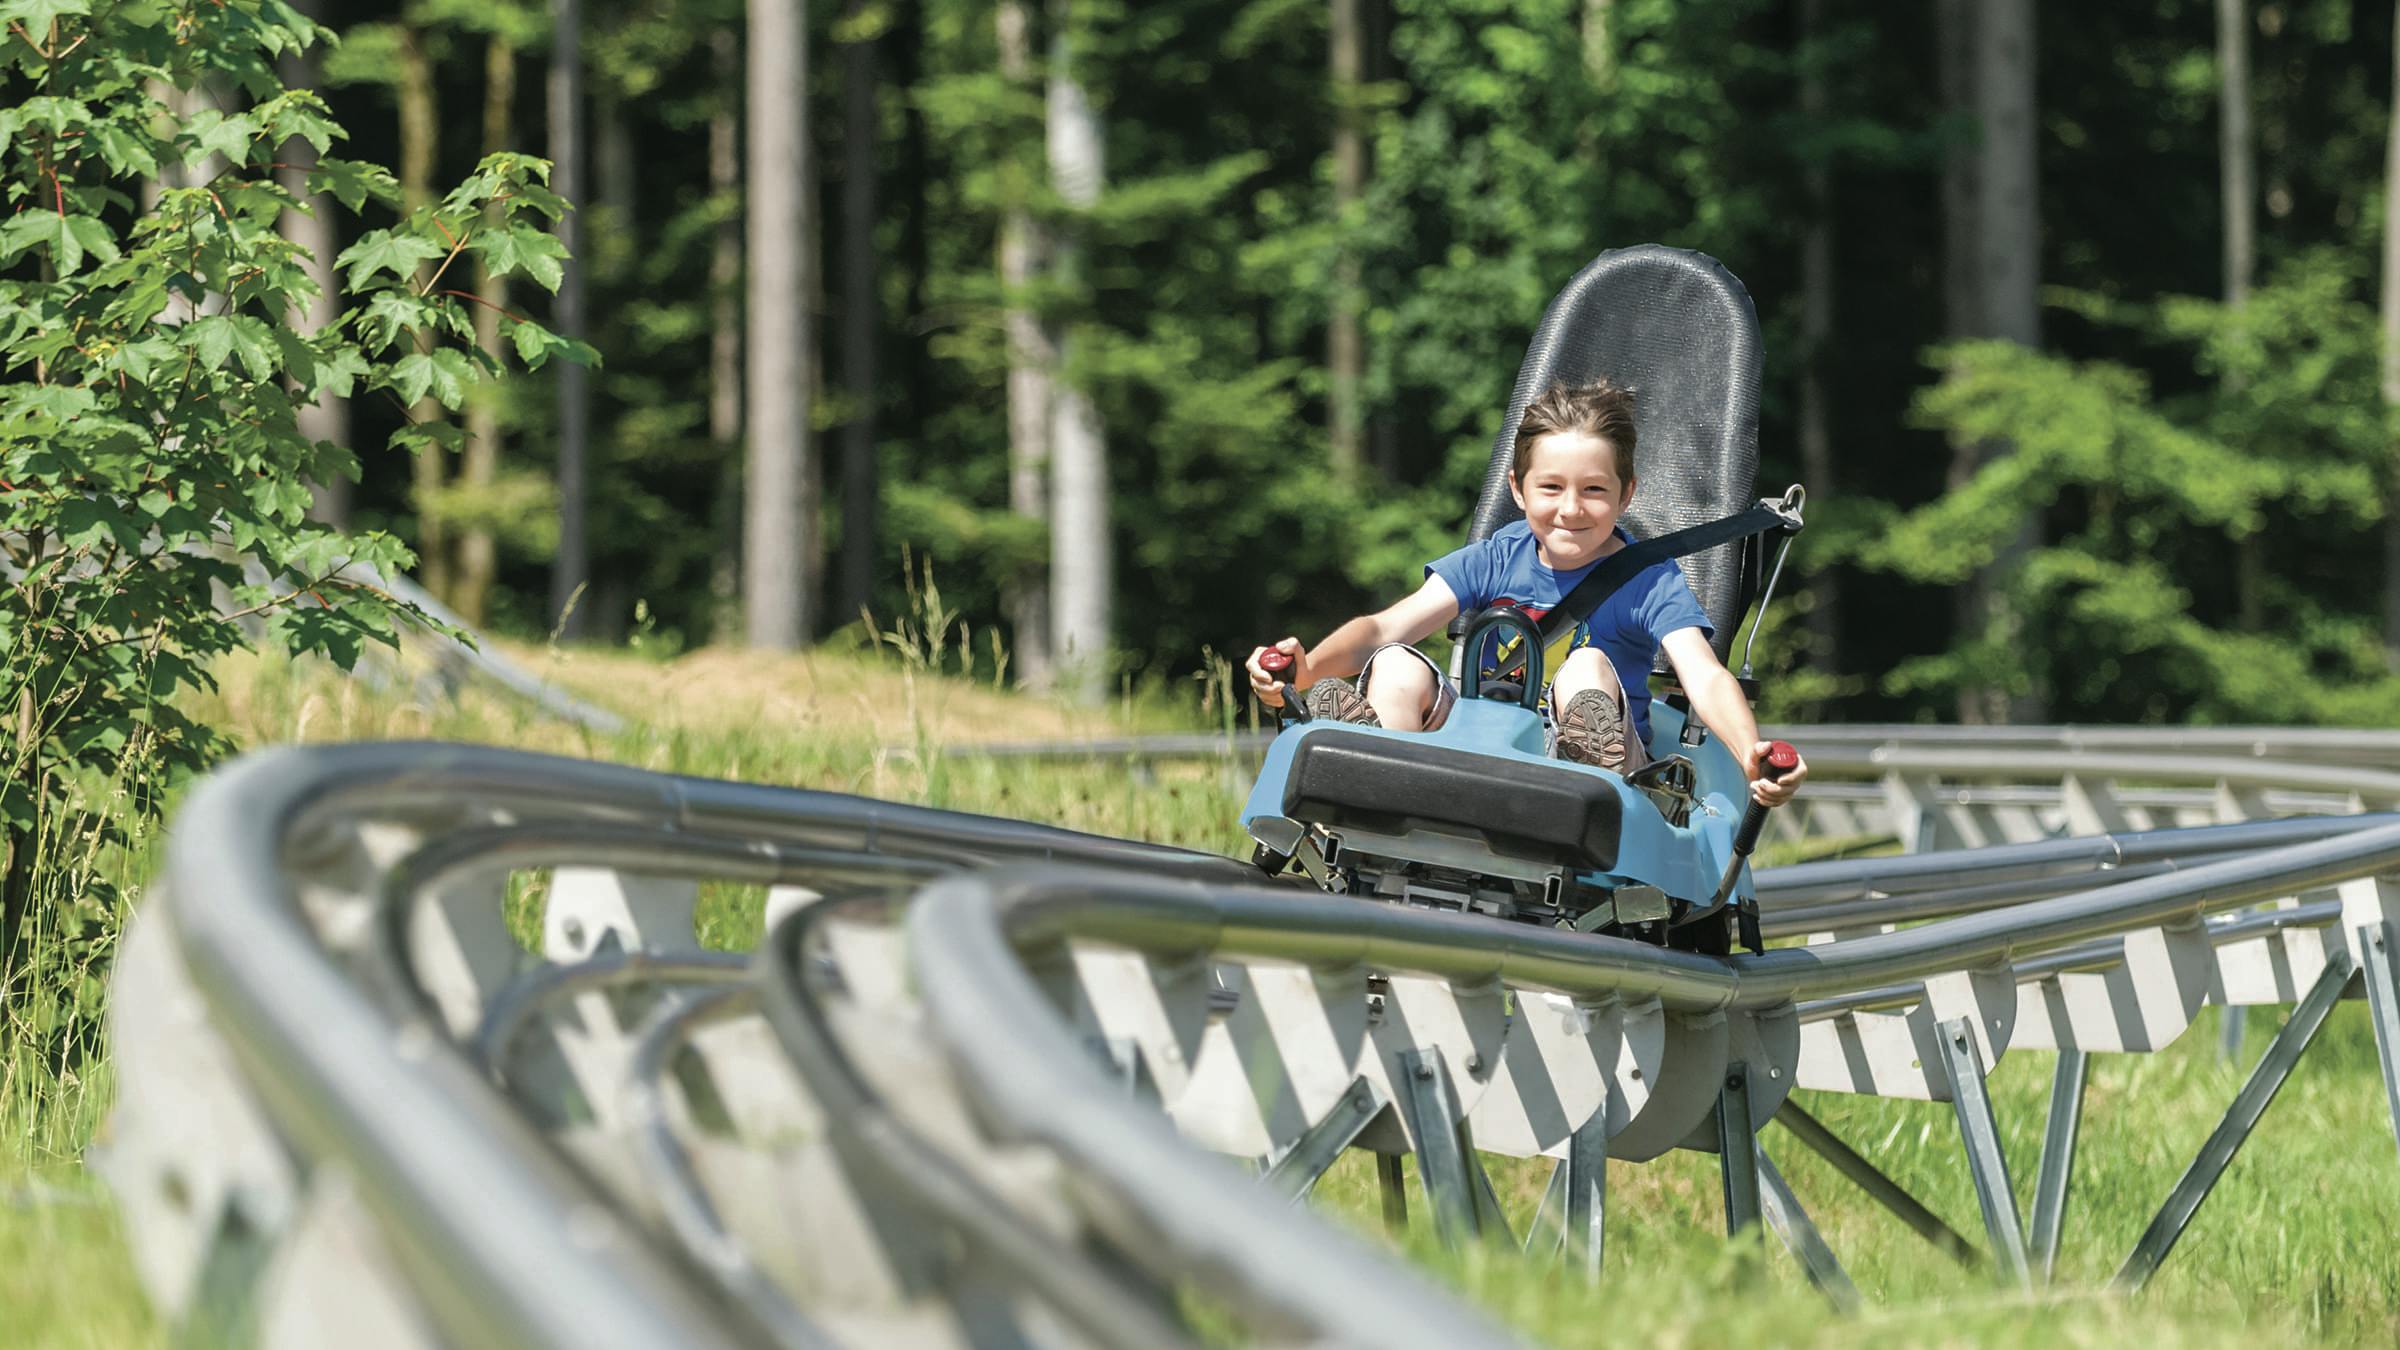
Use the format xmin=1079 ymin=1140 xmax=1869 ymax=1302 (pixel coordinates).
xmin=1536 ymin=498 xmax=1801 ymax=646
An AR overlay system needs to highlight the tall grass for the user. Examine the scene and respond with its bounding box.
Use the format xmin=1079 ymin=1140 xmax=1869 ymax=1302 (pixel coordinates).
xmin=6 ymin=620 xmax=2399 ymax=1346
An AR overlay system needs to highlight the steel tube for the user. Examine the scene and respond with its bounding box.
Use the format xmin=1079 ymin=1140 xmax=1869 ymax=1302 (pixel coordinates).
xmin=1772 ymin=1102 xmax=1975 ymax=1262
xmin=165 ymin=748 xmax=764 ymax=1350
xmin=2113 ymin=951 xmax=2358 ymax=1292
xmin=904 ymin=876 xmax=1516 ymax=1347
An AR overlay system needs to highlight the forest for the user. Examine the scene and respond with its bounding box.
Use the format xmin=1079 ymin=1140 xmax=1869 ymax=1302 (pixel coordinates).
xmin=14 ymin=0 xmax=2400 ymax=732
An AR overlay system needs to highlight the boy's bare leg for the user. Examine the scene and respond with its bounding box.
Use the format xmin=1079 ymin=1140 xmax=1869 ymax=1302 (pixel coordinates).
xmin=1361 ymin=647 xmax=1437 ymax=731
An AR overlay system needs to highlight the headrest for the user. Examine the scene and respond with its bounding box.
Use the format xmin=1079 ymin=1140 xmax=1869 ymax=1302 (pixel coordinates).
xmin=1467 ymin=245 xmax=1763 ymax=657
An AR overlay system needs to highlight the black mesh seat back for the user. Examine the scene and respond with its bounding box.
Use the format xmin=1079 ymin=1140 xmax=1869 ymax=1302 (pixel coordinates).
xmin=1467 ymin=245 xmax=1762 ymax=659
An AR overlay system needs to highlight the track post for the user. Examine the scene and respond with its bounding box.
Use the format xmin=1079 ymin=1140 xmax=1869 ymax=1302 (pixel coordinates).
xmin=1397 ymin=1050 xmax=1478 ymax=1247
xmin=2112 ymin=949 xmax=2357 ymax=1293
xmin=2355 ymin=915 xmax=2400 ymax=1172
xmin=1377 ymin=1154 xmax=1407 ymax=1235
xmin=2217 ymin=1001 xmax=2249 ymax=1063
xmin=1716 ymin=1064 xmax=1762 ymax=1238
xmin=1936 ymin=1015 xmax=2030 ymax=1288
xmin=1563 ymin=1110 xmax=1607 ymax=1282
xmin=1524 ymin=1108 xmax=1608 ymax=1282
xmin=1464 ymin=1148 xmax=1513 ymax=1247
xmin=2028 ymin=1047 xmax=2087 ymax=1283
xmin=1755 ymin=1144 xmax=1861 ymax=1313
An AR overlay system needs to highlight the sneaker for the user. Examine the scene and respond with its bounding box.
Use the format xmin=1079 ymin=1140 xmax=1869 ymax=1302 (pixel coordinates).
xmin=1303 ymin=678 xmax=1381 ymax=726
xmin=1554 ymin=688 xmax=1629 ymax=770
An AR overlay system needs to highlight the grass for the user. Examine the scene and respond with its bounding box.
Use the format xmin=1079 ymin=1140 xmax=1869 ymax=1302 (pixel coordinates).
xmin=6 ymin=632 xmax=2399 ymax=1346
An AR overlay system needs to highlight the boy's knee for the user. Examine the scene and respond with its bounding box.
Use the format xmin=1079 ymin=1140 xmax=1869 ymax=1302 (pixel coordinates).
xmin=1366 ymin=645 xmax=1432 ymax=690
xmin=1555 ymin=646 xmax=1620 ymax=693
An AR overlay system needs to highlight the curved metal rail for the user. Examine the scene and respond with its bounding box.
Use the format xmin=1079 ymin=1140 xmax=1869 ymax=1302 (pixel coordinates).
xmin=102 ymin=730 xmax=2400 ymax=1344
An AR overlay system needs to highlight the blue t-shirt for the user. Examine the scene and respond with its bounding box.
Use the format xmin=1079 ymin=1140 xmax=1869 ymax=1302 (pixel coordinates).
xmin=1426 ymin=520 xmax=1712 ymax=746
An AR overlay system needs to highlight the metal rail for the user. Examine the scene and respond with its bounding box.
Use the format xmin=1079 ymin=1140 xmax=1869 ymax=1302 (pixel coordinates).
xmin=105 ymin=731 xmax=2400 ymax=1344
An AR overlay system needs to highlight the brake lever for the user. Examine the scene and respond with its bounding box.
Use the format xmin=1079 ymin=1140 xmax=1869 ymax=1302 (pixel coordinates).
xmin=1674 ymin=740 xmax=1799 ymax=930
xmin=1257 ymin=648 xmax=1311 ymax=724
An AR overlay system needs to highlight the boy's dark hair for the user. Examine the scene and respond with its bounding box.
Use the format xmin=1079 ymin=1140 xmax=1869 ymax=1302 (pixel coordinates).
xmin=1510 ymin=379 xmax=1637 ymax=483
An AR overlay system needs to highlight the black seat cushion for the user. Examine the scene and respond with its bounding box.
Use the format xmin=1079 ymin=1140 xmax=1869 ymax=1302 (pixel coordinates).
xmin=1281 ymin=735 xmax=1621 ymax=872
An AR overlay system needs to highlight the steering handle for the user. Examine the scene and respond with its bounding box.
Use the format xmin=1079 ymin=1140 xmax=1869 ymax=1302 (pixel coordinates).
xmin=1730 ymin=740 xmax=1800 ymax=856
xmin=1257 ymin=648 xmax=1311 ymax=723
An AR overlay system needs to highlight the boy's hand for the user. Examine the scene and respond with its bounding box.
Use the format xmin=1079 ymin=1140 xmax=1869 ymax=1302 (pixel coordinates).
xmin=1247 ymin=639 xmax=1312 ymax=708
xmin=1744 ymin=741 xmax=1807 ymax=808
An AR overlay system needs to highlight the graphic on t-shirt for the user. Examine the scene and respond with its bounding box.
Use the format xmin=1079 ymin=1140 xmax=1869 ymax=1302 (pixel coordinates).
xmin=1426 ymin=520 xmax=1712 ymax=744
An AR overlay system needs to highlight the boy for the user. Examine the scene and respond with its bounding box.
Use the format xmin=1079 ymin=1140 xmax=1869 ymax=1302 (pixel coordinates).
xmin=1245 ymin=379 xmax=1806 ymax=808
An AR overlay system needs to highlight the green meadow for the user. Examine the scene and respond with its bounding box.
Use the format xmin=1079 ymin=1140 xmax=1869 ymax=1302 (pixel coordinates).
xmin=5 ymin=642 xmax=2395 ymax=1346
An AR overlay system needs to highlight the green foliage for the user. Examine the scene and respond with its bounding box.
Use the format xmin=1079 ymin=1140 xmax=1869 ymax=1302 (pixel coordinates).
xmin=1864 ymin=256 xmax=2400 ymax=724
xmin=0 ymin=1 xmax=589 ymax=1017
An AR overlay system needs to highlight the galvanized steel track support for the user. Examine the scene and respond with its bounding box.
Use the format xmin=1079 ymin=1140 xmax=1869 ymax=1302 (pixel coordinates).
xmin=1771 ymin=1101 xmax=1975 ymax=1263
xmin=1525 ymin=1111 xmax=1609 ymax=1283
xmin=2112 ymin=949 xmax=2358 ymax=1293
xmin=1716 ymin=1064 xmax=1762 ymax=1237
xmin=1937 ymin=1015 xmax=2030 ymax=1287
xmin=1262 ymin=1076 xmax=1388 ymax=1202
xmin=1398 ymin=1050 xmax=1478 ymax=1247
xmin=1377 ymin=1154 xmax=1407 ymax=1235
xmin=2217 ymin=1001 xmax=2248 ymax=1062
xmin=2028 ymin=1047 xmax=2087 ymax=1283
xmin=1756 ymin=1145 xmax=1861 ymax=1313
xmin=1464 ymin=1133 xmax=1514 ymax=1247
xmin=2356 ymin=919 xmax=2400 ymax=1172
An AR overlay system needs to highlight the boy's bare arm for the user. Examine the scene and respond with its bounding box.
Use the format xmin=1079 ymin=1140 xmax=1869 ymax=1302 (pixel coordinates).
xmin=1659 ymin=627 xmax=1808 ymax=808
xmin=1247 ymin=575 xmax=1460 ymax=706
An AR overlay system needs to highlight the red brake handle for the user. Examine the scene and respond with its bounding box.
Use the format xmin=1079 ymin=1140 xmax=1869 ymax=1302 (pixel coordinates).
xmin=1259 ymin=649 xmax=1292 ymax=673
xmin=1760 ymin=740 xmax=1799 ymax=780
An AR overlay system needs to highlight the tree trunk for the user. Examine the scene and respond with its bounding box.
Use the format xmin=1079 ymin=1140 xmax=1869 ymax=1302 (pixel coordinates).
xmin=745 ymin=0 xmax=818 ymax=649
xmin=1582 ymin=0 xmax=1614 ymax=86
xmin=1797 ymin=0 xmax=1839 ymax=678
xmin=998 ymin=1 xmax=1054 ymax=688
xmin=2382 ymin=0 xmax=2400 ymax=669
xmin=1 ymin=685 xmax=39 ymax=1004
xmin=399 ymin=29 xmax=450 ymax=603
xmin=1936 ymin=0 xmax=1979 ymax=719
xmin=709 ymin=29 xmax=745 ymax=646
xmin=2221 ymin=0 xmax=2265 ymax=632
xmin=837 ymin=0 xmax=881 ymax=625
xmin=549 ymin=0 xmax=593 ymax=637
xmin=1327 ymin=0 xmax=1365 ymax=478
xmin=1974 ymin=0 xmax=2043 ymax=723
xmin=2220 ymin=0 xmax=2255 ymax=313
xmin=1047 ymin=1 xmax=1110 ymax=701
xmin=277 ymin=2 xmax=350 ymax=528
xmin=458 ymin=30 xmax=519 ymax=627
xmin=598 ymin=90 xmax=636 ymax=232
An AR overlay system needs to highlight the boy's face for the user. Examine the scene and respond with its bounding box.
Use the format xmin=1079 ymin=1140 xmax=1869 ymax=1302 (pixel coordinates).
xmin=1509 ymin=430 xmax=1633 ymax=570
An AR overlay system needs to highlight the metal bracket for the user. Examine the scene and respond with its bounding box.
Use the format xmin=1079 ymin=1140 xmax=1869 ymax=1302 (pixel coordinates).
xmin=1936 ymin=1014 xmax=2030 ymax=1287
xmin=1261 ymin=1076 xmax=1389 ymax=1202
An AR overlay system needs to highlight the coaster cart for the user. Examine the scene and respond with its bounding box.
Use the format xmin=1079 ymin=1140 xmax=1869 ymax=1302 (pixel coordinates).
xmin=1242 ymin=245 xmax=1805 ymax=957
